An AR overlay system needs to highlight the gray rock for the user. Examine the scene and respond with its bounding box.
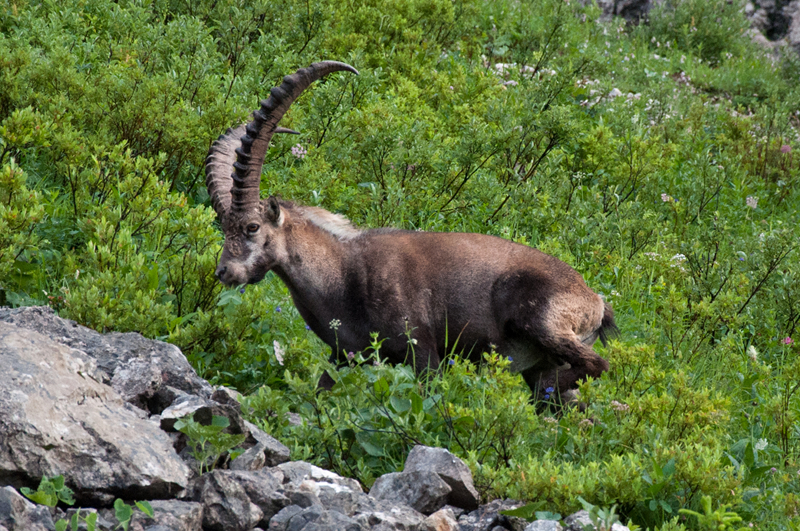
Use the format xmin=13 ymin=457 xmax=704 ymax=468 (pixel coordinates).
xmin=269 ymin=505 xmax=366 ymax=531
xmin=0 ymin=307 xmax=212 ymax=410
xmin=351 ymin=497 xmax=427 ymax=531
xmin=244 ymin=420 xmax=291 ymax=467
xmin=233 ymin=469 xmax=288 ymax=522
xmin=457 ymin=499 xmax=526 ymax=531
xmin=563 ymin=510 xmax=629 ymax=531
xmin=404 ymin=445 xmax=479 ymax=511
xmin=277 ymin=462 xmax=362 ymax=493
xmin=0 ymin=486 xmax=56 ymax=531
xmin=370 ymin=471 xmax=451 ymax=515
xmin=230 ymin=443 xmax=268 ymax=471
xmin=128 ymin=500 xmax=203 ymax=531
xmin=0 ymin=322 xmax=190 ymax=504
xmin=268 ymin=505 xmax=305 ymax=530
xmin=524 ymin=521 xmax=563 ymax=531
xmin=190 ymin=470 xmax=263 ymax=531
xmin=277 ymin=504 xmax=364 ymax=531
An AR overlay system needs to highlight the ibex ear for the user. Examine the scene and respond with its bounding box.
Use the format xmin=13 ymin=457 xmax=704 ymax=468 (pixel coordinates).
xmin=266 ymin=196 xmax=281 ymax=223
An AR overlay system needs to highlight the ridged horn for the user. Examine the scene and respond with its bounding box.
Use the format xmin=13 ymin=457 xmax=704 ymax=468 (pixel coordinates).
xmin=205 ymin=61 xmax=358 ymax=220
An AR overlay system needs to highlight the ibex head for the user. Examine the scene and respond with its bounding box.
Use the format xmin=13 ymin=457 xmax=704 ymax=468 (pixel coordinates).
xmin=205 ymin=61 xmax=358 ymax=286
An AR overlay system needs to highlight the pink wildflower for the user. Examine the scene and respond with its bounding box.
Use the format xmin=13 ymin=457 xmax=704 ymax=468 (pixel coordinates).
xmin=781 ymin=144 xmax=792 ymax=154
xmin=784 ymin=337 xmax=793 ymax=345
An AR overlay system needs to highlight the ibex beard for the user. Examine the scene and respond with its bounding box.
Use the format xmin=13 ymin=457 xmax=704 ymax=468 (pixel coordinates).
xmin=205 ymin=61 xmax=618 ymax=404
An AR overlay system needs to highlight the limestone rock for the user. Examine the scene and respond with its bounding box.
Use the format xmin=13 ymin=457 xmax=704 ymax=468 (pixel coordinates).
xmin=270 ymin=504 xmax=364 ymax=531
xmin=350 ymin=497 xmax=427 ymax=531
xmin=277 ymin=461 xmax=362 ymax=493
xmin=524 ymin=520 xmax=563 ymax=531
xmin=423 ymin=507 xmax=459 ymax=531
xmin=128 ymin=500 xmax=203 ymax=531
xmin=244 ymin=420 xmax=291 ymax=467
xmin=0 ymin=307 xmax=212 ymax=412
xmin=370 ymin=471 xmax=451 ymax=515
xmin=404 ymin=445 xmax=479 ymax=511
xmin=190 ymin=470 xmax=263 ymax=531
xmin=0 ymin=322 xmax=190 ymax=504
xmin=0 ymin=487 xmax=56 ymax=531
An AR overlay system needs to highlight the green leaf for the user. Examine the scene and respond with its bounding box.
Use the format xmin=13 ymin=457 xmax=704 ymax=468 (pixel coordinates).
xmin=390 ymin=395 xmax=411 ymax=413
xmin=135 ymin=500 xmax=154 ymax=518
xmin=501 ymin=500 xmax=546 ymax=521
xmin=210 ymin=415 xmax=231 ymax=429
xmin=410 ymin=393 xmax=423 ymax=415
xmin=356 ymin=431 xmax=385 ymax=457
xmin=55 ymin=520 xmax=68 ymax=531
xmin=85 ymin=512 xmax=98 ymax=531
xmin=114 ymin=498 xmax=133 ymax=530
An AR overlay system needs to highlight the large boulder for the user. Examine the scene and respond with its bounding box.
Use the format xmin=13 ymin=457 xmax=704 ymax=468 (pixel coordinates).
xmin=0 ymin=321 xmax=191 ymax=504
xmin=403 ymin=445 xmax=479 ymax=511
xmin=0 ymin=307 xmax=212 ymax=413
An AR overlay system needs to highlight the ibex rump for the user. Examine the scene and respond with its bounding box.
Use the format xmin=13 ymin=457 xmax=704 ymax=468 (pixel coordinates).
xmin=205 ymin=61 xmax=618 ymax=401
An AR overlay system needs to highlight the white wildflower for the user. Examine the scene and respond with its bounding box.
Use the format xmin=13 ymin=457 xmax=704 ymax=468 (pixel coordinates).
xmin=755 ymin=438 xmax=768 ymax=451
xmin=746 ymin=196 xmax=758 ymax=209
xmin=273 ymin=340 xmax=285 ymax=366
xmin=747 ymin=345 xmax=758 ymax=362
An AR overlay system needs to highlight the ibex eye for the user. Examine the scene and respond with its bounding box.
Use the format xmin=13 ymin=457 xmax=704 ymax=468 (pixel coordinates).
xmin=246 ymin=223 xmax=260 ymax=234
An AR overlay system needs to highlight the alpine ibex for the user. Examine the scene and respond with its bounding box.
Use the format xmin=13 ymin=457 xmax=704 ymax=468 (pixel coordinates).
xmin=205 ymin=61 xmax=618 ymax=402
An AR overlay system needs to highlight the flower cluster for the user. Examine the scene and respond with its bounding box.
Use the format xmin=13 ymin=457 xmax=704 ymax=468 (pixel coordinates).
xmin=746 ymin=196 xmax=758 ymax=209
xmin=610 ymin=400 xmax=630 ymax=412
xmin=291 ymin=144 xmax=307 ymax=159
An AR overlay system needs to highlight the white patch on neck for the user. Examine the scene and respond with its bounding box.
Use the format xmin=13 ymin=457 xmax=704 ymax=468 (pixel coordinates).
xmin=298 ymin=206 xmax=361 ymax=241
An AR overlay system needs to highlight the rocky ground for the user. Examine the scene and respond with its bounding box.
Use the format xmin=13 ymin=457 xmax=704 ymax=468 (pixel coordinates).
xmin=0 ymin=306 xmax=626 ymax=531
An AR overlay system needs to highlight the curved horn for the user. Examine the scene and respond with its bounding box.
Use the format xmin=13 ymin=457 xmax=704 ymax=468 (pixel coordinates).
xmin=205 ymin=124 xmax=247 ymax=221
xmin=205 ymin=61 xmax=358 ymax=220
xmin=231 ymin=61 xmax=358 ymax=213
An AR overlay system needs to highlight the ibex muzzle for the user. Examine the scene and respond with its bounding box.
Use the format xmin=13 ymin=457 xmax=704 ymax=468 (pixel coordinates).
xmin=205 ymin=61 xmax=618 ymax=402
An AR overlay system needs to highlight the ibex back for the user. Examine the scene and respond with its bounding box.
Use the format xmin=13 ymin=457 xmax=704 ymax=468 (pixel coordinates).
xmin=205 ymin=61 xmax=618 ymax=402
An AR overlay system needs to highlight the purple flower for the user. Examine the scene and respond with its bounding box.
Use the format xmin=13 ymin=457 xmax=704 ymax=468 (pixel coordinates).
xmin=508 ymin=356 xmax=513 ymax=361
xmin=781 ymin=144 xmax=791 ymax=154
xmin=275 ymin=306 xmax=281 ymax=313
xmin=305 ymin=324 xmax=311 ymax=330
xmin=770 ymin=467 xmax=778 ymax=474
xmin=239 ymin=287 xmax=245 ymax=294
xmin=544 ymin=394 xmax=551 ymax=400
xmin=347 ymin=351 xmax=355 ymax=360
xmin=448 ymin=359 xmax=455 ymax=365
xmin=546 ymin=387 xmax=555 ymax=393
xmin=784 ymin=337 xmax=794 ymax=345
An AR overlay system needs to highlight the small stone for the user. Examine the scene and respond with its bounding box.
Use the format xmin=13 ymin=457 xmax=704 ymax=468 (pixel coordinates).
xmin=243 ymin=421 xmax=291 ymax=466
xmin=229 ymin=443 xmax=268 ymax=471
xmin=404 ymin=445 xmax=479 ymax=510
xmin=424 ymin=507 xmax=459 ymax=531
xmin=0 ymin=487 xmax=56 ymax=531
